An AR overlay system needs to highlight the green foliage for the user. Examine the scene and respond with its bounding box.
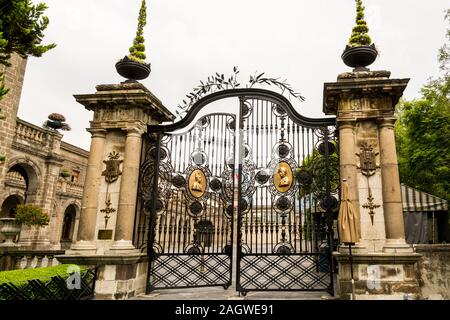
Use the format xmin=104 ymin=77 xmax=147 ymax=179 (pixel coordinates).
xmin=0 ymin=72 xmax=9 ymax=98
xmin=348 ymin=0 xmax=372 ymax=47
xmin=0 ymin=0 xmax=56 ymax=100
xmin=438 ymin=9 xmax=450 ymax=74
xmin=296 ymin=141 xmax=339 ymax=199
xmin=0 ymin=154 xmax=5 ymax=162
xmin=0 ymin=264 xmax=92 ymax=300
xmin=128 ymin=0 xmax=147 ymax=63
xmin=395 ymin=9 xmax=450 ymax=202
xmin=0 ymin=264 xmax=84 ymax=285
xmin=60 ymin=168 xmax=70 ymax=178
xmin=395 ymin=80 xmax=450 ymax=202
xmin=14 ymin=204 xmax=49 ymax=226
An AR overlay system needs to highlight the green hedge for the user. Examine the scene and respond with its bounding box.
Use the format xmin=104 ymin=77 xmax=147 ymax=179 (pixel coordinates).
xmin=0 ymin=264 xmax=94 ymax=300
xmin=0 ymin=264 xmax=85 ymax=285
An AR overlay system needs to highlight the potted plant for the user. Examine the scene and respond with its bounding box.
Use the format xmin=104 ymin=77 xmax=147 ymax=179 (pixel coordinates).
xmin=43 ymin=113 xmax=71 ymax=131
xmin=60 ymin=168 xmax=71 ymax=179
xmin=14 ymin=204 xmax=50 ymax=227
xmin=341 ymin=0 xmax=378 ymax=70
xmin=115 ymin=0 xmax=151 ymax=81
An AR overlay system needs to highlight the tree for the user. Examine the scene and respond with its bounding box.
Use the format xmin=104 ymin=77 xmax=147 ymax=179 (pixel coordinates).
xmin=348 ymin=0 xmax=372 ymax=47
xmin=128 ymin=0 xmax=147 ymax=64
xmin=0 ymin=0 xmax=56 ymax=99
xmin=395 ymin=9 xmax=450 ymax=201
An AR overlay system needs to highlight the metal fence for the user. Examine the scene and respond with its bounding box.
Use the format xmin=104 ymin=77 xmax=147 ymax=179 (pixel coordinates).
xmin=0 ymin=268 xmax=96 ymax=300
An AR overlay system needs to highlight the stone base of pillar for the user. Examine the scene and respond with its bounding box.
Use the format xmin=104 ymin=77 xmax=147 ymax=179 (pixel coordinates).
xmin=66 ymin=241 xmax=97 ymax=255
xmin=55 ymin=253 xmax=148 ymax=300
xmin=108 ymin=240 xmax=139 ymax=254
xmin=338 ymin=243 xmax=367 ymax=254
xmin=382 ymin=239 xmax=414 ymax=253
xmin=333 ymin=251 xmax=422 ymax=300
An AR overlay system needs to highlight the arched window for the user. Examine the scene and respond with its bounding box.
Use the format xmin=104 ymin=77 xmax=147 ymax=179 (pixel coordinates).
xmin=0 ymin=194 xmax=24 ymax=218
xmin=60 ymin=204 xmax=77 ymax=248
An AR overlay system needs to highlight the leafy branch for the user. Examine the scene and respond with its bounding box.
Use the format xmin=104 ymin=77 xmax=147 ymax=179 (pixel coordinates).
xmin=248 ymin=71 xmax=305 ymax=102
xmin=175 ymin=66 xmax=304 ymax=119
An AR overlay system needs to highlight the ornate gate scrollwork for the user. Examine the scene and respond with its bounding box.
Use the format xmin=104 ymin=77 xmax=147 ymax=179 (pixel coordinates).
xmin=136 ymin=88 xmax=337 ymax=294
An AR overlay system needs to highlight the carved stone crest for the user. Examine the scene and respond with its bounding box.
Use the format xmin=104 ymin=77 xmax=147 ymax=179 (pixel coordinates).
xmin=356 ymin=142 xmax=379 ymax=176
xmin=102 ymin=151 xmax=123 ymax=183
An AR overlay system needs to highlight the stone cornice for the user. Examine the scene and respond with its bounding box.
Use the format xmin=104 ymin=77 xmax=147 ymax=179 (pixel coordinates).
xmin=74 ymin=82 xmax=174 ymax=123
xmin=55 ymin=253 xmax=147 ymax=265
xmin=323 ymin=73 xmax=409 ymax=115
xmin=333 ymin=251 xmax=422 ymax=264
xmin=60 ymin=141 xmax=89 ymax=158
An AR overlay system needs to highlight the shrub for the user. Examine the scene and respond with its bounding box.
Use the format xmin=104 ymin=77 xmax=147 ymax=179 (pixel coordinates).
xmin=127 ymin=0 xmax=148 ymax=64
xmin=14 ymin=204 xmax=49 ymax=227
xmin=0 ymin=264 xmax=84 ymax=285
xmin=348 ymin=0 xmax=372 ymax=47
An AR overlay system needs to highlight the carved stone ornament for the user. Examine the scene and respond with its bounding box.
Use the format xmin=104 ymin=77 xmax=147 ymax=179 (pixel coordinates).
xmin=102 ymin=151 xmax=123 ymax=183
xmin=356 ymin=142 xmax=379 ymax=176
xmin=362 ymin=187 xmax=380 ymax=225
xmin=273 ymin=161 xmax=293 ymax=193
xmin=100 ymin=193 xmax=116 ymax=229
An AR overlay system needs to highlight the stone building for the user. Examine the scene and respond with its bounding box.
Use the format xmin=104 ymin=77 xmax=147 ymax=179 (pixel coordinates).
xmin=0 ymin=54 xmax=88 ymax=250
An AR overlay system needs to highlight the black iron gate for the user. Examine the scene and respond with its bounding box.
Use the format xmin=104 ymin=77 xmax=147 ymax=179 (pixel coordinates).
xmin=136 ymin=89 xmax=338 ymax=294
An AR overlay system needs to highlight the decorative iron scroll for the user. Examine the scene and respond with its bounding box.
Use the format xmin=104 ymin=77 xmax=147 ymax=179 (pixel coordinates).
xmin=237 ymin=96 xmax=337 ymax=295
xmin=137 ymin=88 xmax=337 ymax=294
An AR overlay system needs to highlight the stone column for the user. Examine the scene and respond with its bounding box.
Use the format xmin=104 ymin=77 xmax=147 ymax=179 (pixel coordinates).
xmin=57 ymin=82 xmax=174 ymax=299
xmin=378 ymin=119 xmax=411 ymax=252
xmin=71 ymin=128 xmax=107 ymax=252
xmin=338 ymin=120 xmax=365 ymax=252
xmin=325 ymin=70 xmax=421 ymax=299
xmin=109 ymin=127 xmax=144 ymax=252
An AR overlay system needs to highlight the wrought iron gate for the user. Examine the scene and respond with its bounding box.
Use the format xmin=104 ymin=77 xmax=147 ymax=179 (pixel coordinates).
xmin=136 ymin=89 xmax=338 ymax=294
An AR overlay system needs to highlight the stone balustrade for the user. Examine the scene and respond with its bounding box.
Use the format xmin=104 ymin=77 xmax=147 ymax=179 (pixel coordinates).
xmin=56 ymin=180 xmax=84 ymax=198
xmin=4 ymin=170 xmax=26 ymax=188
xmin=0 ymin=249 xmax=65 ymax=271
xmin=15 ymin=119 xmax=49 ymax=146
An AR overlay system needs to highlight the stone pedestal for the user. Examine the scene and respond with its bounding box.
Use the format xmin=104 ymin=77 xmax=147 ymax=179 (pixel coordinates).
xmin=58 ymin=82 xmax=173 ymax=299
xmin=324 ymin=70 xmax=421 ymax=299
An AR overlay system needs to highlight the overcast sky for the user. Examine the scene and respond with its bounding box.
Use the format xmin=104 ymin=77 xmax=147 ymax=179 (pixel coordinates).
xmin=17 ymin=0 xmax=449 ymax=150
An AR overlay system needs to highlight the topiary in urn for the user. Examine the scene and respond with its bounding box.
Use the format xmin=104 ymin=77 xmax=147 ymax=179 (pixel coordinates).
xmin=341 ymin=0 xmax=378 ymax=70
xmin=115 ymin=0 xmax=151 ymax=81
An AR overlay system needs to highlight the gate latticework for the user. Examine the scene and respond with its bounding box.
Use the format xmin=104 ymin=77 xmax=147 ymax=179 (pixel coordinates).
xmin=135 ymin=89 xmax=338 ymax=295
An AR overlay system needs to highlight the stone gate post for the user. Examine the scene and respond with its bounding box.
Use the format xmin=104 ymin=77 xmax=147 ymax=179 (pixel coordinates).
xmin=57 ymin=82 xmax=173 ymax=299
xmin=324 ymin=70 xmax=422 ymax=299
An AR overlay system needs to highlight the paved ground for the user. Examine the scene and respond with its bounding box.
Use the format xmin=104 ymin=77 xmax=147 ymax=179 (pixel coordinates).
xmin=133 ymin=286 xmax=336 ymax=300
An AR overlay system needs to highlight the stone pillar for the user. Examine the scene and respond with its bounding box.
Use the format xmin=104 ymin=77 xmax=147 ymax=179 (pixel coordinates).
xmin=70 ymin=129 xmax=107 ymax=253
xmin=57 ymin=82 xmax=174 ymax=299
xmin=378 ymin=119 xmax=410 ymax=252
xmin=338 ymin=120 xmax=365 ymax=251
xmin=325 ymin=70 xmax=421 ymax=299
xmin=110 ymin=127 xmax=143 ymax=252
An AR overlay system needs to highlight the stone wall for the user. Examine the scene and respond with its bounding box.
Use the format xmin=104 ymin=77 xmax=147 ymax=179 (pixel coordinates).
xmin=0 ymin=54 xmax=89 ymax=251
xmin=414 ymin=244 xmax=450 ymax=299
xmin=0 ymin=54 xmax=27 ymax=156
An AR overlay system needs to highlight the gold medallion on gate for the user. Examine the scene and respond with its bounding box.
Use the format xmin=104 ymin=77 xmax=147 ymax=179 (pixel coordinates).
xmin=273 ymin=161 xmax=293 ymax=193
xmin=188 ymin=169 xmax=207 ymax=198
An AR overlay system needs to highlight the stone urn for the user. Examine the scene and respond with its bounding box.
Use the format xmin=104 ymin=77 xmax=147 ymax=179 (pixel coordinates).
xmin=115 ymin=56 xmax=151 ymax=81
xmin=341 ymin=44 xmax=378 ymax=70
xmin=0 ymin=218 xmax=22 ymax=247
